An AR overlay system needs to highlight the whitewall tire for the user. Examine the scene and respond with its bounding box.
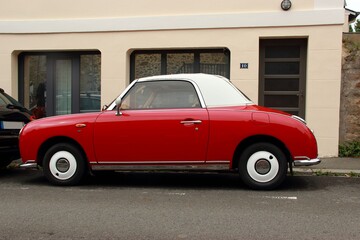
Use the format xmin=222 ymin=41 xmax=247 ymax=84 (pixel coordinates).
xmin=239 ymin=143 xmax=287 ymax=190
xmin=43 ymin=143 xmax=86 ymax=186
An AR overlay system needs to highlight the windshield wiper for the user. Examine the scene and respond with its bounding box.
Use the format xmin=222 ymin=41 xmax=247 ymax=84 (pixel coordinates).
xmin=6 ymin=104 xmax=27 ymax=112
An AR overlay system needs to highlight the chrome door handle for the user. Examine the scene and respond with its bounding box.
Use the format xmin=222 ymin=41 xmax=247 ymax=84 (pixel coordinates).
xmin=180 ymin=120 xmax=202 ymax=125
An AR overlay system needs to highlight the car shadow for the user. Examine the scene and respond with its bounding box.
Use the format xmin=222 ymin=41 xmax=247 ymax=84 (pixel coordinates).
xmin=83 ymin=171 xmax=317 ymax=191
xmin=2 ymin=168 xmax=348 ymax=192
xmin=85 ymin=171 xmax=245 ymax=190
xmin=0 ymin=167 xmax=47 ymax=183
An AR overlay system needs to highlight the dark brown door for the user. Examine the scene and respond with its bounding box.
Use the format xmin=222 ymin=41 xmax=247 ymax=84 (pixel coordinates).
xmin=259 ymin=39 xmax=307 ymax=118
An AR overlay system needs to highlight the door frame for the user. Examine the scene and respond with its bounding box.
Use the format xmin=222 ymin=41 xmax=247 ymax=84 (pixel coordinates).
xmin=18 ymin=51 xmax=100 ymax=117
xmin=259 ymin=38 xmax=307 ymax=118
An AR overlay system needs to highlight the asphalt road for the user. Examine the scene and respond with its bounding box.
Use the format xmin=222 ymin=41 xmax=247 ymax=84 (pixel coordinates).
xmin=1 ymin=168 xmax=360 ymax=240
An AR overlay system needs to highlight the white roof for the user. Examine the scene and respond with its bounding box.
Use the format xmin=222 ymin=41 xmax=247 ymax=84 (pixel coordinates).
xmin=138 ymin=73 xmax=222 ymax=82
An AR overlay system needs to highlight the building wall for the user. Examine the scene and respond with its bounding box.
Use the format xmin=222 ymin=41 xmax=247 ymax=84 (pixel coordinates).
xmin=0 ymin=0 xmax=344 ymax=156
xmin=0 ymin=0 xmax=322 ymax=19
xmin=340 ymin=33 xmax=360 ymax=144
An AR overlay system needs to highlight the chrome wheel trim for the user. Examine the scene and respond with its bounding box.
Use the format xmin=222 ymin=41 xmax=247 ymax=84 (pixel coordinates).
xmin=246 ymin=151 xmax=279 ymax=183
xmin=49 ymin=151 xmax=77 ymax=180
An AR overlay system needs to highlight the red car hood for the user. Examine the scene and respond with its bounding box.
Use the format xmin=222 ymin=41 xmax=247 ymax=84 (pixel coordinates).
xmin=27 ymin=112 xmax=102 ymax=128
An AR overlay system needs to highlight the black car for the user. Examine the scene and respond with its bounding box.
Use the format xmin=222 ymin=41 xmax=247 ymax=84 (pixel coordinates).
xmin=0 ymin=88 xmax=32 ymax=167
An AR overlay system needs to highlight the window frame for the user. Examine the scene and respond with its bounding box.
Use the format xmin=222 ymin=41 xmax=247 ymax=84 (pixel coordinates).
xmin=18 ymin=51 xmax=101 ymax=117
xmin=259 ymin=39 xmax=307 ymax=118
xmin=130 ymin=49 xmax=230 ymax=81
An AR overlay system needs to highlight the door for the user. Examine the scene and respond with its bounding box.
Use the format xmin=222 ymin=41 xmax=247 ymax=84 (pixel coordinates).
xmin=259 ymin=39 xmax=307 ymax=118
xmin=93 ymin=80 xmax=209 ymax=164
xmin=94 ymin=109 xmax=209 ymax=163
xmin=46 ymin=55 xmax=78 ymax=116
xmin=19 ymin=52 xmax=101 ymax=118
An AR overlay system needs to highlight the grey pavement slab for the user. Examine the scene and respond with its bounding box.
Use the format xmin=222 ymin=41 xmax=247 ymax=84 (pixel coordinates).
xmin=294 ymin=157 xmax=360 ymax=173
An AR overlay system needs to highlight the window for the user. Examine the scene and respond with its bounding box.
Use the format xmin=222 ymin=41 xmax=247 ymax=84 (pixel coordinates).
xmin=122 ymin=81 xmax=200 ymax=109
xmin=19 ymin=52 xmax=101 ymax=118
xmin=130 ymin=49 xmax=230 ymax=81
xmin=80 ymin=55 xmax=101 ymax=113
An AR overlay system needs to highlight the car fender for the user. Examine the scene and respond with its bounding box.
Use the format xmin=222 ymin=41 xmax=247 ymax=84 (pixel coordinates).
xmin=19 ymin=113 xmax=100 ymax=165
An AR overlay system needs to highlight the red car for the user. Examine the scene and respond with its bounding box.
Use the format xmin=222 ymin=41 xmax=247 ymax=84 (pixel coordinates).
xmin=19 ymin=74 xmax=320 ymax=189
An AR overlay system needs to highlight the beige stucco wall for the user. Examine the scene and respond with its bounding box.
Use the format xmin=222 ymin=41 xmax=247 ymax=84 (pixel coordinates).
xmin=0 ymin=0 xmax=344 ymax=157
xmin=0 ymin=0 xmax=315 ymax=19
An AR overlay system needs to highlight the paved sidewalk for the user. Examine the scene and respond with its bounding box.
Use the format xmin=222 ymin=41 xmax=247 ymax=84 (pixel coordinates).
xmin=294 ymin=157 xmax=360 ymax=174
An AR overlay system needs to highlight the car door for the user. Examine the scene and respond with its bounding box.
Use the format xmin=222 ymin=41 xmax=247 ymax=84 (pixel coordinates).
xmin=93 ymin=80 xmax=209 ymax=164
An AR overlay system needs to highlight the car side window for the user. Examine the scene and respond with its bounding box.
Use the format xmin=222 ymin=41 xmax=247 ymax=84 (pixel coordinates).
xmin=122 ymin=80 xmax=201 ymax=110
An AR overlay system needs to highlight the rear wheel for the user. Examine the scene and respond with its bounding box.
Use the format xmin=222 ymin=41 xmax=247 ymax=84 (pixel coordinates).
xmin=43 ymin=143 xmax=86 ymax=186
xmin=239 ymin=143 xmax=287 ymax=190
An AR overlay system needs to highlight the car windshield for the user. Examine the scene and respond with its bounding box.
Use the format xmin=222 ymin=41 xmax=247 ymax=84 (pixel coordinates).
xmin=0 ymin=91 xmax=24 ymax=108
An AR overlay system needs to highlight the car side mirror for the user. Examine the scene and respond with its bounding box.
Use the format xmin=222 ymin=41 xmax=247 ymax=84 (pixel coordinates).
xmin=115 ymin=98 xmax=122 ymax=116
xmin=101 ymin=105 xmax=108 ymax=111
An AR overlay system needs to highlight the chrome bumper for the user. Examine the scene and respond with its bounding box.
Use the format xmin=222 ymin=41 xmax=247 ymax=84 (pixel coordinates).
xmin=20 ymin=162 xmax=38 ymax=169
xmin=293 ymin=158 xmax=321 ymax=166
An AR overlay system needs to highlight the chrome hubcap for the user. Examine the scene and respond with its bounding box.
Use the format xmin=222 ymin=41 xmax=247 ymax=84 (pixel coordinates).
xmin=255 ymin=159 xmax=271 ymax=175
xmin=56 ymin=158 xmax=70 ymax=173
xmin=49 ymin=150 xmax=77 ymax=180
xmin=247 ymin=151 xmax=279 ymax=183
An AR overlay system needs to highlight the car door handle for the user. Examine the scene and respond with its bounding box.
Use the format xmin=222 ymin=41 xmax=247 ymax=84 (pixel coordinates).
xmin=180 ymin=120 xmax=202 ymax=125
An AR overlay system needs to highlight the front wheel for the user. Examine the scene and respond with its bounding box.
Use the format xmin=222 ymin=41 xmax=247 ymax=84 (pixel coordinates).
xmin=239 ymin=143 xmax=288 ymax=190
xmin=43 ymin=143 xmax=87 ymax=186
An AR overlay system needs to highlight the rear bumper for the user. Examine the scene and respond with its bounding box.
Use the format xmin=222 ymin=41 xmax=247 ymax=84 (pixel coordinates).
xmin=293 ymin=158 xmax=321 ymax=166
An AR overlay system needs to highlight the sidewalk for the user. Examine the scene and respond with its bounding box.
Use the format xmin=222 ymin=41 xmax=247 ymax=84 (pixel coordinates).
xmin=294 ymin=157 xmax=360 ymax=174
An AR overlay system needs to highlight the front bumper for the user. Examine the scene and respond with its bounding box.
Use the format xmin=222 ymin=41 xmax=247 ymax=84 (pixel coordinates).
xmin=20 ymin=160 xmax=38 ymax=169
xmin=293 ymin=158 xmax=321 ymax=166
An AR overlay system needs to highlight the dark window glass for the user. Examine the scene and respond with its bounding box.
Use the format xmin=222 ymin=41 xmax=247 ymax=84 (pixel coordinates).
xmin=200 ymin=53 xmax=229 ymax=76
xmin=23 ymin=55 xmax=47 ymax=118
xmin=55 ymin=59 xmax=72 ymax=115
xmin=23 ymin=55 xmax=47 ymax=112
xmin=265 ymin=46 xmax=300 ymax=58
xmin=80 ymin=55 xmax=101 ymax=113
xmin=20 ymin=52 xmax=101 ymax=118
xmin=264 ymin=78 xmax=299 ymax=91
xmin=131 ymin=49 xmax=230 ymax=81
xmin=134 ymin=54 xmax=161 ymax=79
xmin=167 ymin=53 xmax=194 ymax=74
xmin=264 ymin=95 xmax=299 ymax=108
xmin=265 ymin=62 xmax=300 ymax=75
